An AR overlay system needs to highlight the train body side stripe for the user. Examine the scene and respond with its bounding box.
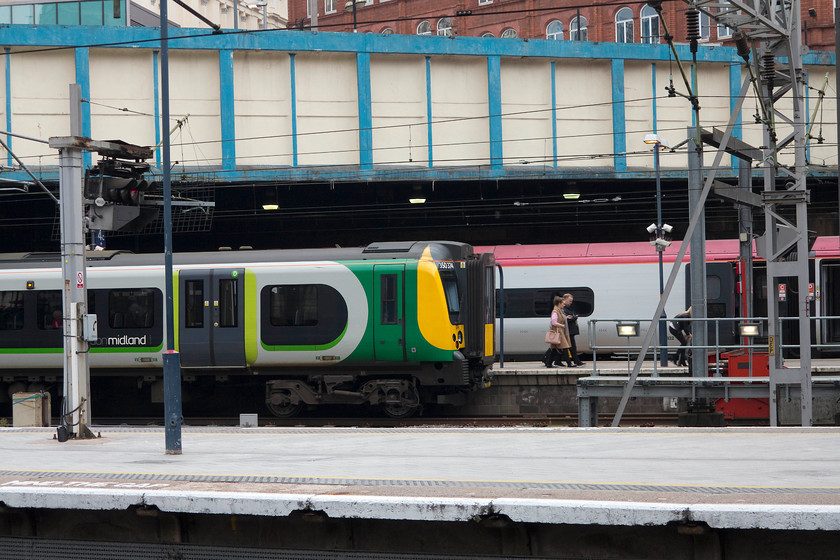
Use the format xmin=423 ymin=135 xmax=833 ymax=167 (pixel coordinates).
xmin=245 ymin=269 xmax=258 ymax=365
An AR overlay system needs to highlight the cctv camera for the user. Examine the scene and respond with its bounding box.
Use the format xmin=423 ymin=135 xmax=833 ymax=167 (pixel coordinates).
xmin=661 ymin=224 xmax=673 ymax=233
xmin=646 ymin=223 xmax=657 ymax=234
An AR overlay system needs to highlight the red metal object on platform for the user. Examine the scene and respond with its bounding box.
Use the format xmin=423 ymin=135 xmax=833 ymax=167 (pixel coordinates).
xmin=715 ymin=350 xmax=770 ymax=420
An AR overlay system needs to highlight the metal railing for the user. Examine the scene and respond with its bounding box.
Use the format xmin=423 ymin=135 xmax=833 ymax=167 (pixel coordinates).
xmin=587 ymin=316 xmax=772 ymax=377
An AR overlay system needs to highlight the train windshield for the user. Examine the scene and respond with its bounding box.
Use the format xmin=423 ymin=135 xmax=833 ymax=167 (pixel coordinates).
xmin=440 ymin=270 xmax=461 ymax=321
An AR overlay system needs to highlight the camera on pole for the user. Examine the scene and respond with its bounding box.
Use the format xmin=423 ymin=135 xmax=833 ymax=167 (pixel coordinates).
xmin=647 ymin=223 xmax=673 ymax=251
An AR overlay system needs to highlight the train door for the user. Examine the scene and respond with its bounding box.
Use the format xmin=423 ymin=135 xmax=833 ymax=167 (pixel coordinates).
xmin=179 ymin=268 xmax=246 ymax=367
xmin=373 ymin=264 xmax=405 ymax=361
xmin=819 ymin=261 xmax=840 ymax=348
xmin=686 ymin=262 xmax=737 ymax=347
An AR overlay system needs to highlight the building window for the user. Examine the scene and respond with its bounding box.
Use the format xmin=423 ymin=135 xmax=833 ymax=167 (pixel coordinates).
xmin=325 ymin=0 xmax=336 ymax=14
xmin=57 ymin=2 xmax=80 ymax=24
xmin=717 ymin=21 xmax=732 ymax=39
xmin=615 ymin=7 xmax=633 ymax=43
xmin=481 ymin=32 xmax=494 ymax=37
xmin=12 ymin=4 xmax=34 ymax=24
xmin=381 ymin=27 xmax=393 ymax=35
xmin=35 ymin=4 xmax=57 ymax=24
xmin=501 ymin=28 xmax=517 ymax=38
xmin=546 ymin=20 xmax=563 ymax=40
xmin=640 ymin=4 xmax=659 ymax=44
xmin=437 ymin=17 xmax=452 ymax=36
xmin=699 ymin=11 xmax=710 ymax=40
xmin=417 ymin=20 xmax=431 ymax=35
xmin=478 ymin=0 xmax=492 ymax=4
xmin=570 ymin=15 xmax=587 ymax=41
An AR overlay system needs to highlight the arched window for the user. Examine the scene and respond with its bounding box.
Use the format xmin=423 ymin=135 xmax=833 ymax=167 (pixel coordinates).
xmin=546 ymin=20 xmax=563 ymax=40
xmin=640 ymin=4 xmax=660 ymax=44
xmin=381 ymin=27 xmax=393 ymax=35
xmin=417 ymin=20 xmax=431 ymax=35
xmin=570 ymin=15 xmax=587 ymax=41
xmin=481 ymin=32 xmax=494 ymax=37
xmin=437 ymin=17 xmax=452 ymax=36
xmin=501 ymin=28 xmax=517 ymax=38
xmin=615 ymin=7 xmax=633 ymax=43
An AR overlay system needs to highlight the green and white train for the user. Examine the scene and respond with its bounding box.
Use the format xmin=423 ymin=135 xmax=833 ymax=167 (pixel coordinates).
xmin=0 ymin=241 xmax=496 ymax=418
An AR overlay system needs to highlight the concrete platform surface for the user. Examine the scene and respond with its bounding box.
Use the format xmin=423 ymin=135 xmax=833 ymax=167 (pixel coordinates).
xmin=2 ymin=426 xmax=840 ymax=532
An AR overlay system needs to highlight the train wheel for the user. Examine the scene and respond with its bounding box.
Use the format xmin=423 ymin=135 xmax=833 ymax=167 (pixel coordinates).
xmin=266 ymin=390 xmax=302 ymax=418
xmin=381 ymin=384 xmax=420 ymax=418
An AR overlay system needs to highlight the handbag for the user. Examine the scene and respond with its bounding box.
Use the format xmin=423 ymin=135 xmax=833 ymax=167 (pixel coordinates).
xmin=545 ymin=330 xmax=562 ymax=345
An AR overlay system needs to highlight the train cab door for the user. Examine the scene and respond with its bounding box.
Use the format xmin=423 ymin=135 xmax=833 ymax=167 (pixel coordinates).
xmin=179 ymin=268 xmax=246 ymax=367
xmin=373 ymin=264 xmax=406 ymax=361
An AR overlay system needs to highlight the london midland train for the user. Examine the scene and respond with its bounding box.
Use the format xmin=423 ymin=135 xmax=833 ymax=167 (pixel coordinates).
xmin=0 ymin=242 xmax=496 ymax=418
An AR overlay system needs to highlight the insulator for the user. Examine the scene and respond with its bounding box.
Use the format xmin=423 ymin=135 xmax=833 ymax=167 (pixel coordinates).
xmin=685 ymin=9 xmax=700 ymax=41
xmin=733 ymin=31 xmax=750 ymax=61
xmin=761 ymin=51 xmax=775 ymax=88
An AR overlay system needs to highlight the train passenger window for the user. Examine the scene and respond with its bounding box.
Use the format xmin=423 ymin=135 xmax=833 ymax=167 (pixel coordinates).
xmin=218 ymin=279 xmax=238 ymax=328
xmin=37 ymin=290 xmax=62 ymax=330
xmin=381 ymin=274 xmax=398 ymax=325
xmin=496 ymin=288 xmax=594 ymax=318
xmin=109 ymin=289 xmax=154 ymax=329
xmin=268 ymin=285 xmax=319 ymax=327
xmin=185 ymin=280 xmax=204 ymax=328
xmin=0 ymin=291 xmax=25 ymax=330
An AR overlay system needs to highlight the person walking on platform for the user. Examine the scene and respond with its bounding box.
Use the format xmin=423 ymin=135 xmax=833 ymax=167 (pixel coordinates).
xmin=562 ymin=293 xmax=584 ymax=367
xmin=543 ymin=295 xmax=572 ymax=367
xmin=668 ymin=307 xmax=692 ymax=367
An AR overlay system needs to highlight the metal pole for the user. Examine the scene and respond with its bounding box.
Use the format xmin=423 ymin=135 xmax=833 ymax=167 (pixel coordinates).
xmin=160 ymin=0 xmax=183 ymax=454
xmin=352 ymin=1 xmax=357 ymax=32
xmin=836 ymin=6 xmax=840 ymax=247
xmin=262 ymin=1 xmax=267 ymax=29
xmin=655 ymin=144 xmax=668 ymax=367
xmin=51 ymin=86 xmax=94 ymax=440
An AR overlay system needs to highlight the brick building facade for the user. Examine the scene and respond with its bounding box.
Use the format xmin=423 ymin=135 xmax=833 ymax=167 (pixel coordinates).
xmin=287 ymin=0 xmax=835 ymax=51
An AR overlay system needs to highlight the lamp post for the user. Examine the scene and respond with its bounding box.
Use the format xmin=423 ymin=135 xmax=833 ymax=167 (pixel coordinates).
xmin=345 ymin=0 xmax=364 ymax=32
xmin=246 ymin=1 xmax=268 ymax=29
xmin=644 ymin=133 xmax=670 ymax=367
xmin=257 ymin=0 xmax=267 ymax=30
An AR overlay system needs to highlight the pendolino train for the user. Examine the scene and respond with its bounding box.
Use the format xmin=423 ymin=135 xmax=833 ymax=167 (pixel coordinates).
xmin=0 ymin=242 xmax=496 ymax=418
xmin=480 ymin=236 xmax=840 ymax=359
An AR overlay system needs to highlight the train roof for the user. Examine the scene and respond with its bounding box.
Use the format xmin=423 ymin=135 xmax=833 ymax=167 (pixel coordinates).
xmin=0 ymin=241 xmax=475 ymax=269
xmin=475 ymin=238 xmax=840 ymax=266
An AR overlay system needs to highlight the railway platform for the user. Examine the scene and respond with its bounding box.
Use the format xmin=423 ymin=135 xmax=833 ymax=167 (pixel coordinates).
xmin=464 ymin=358 xmax=840 ymax=425
xmin=1 ymin=425 xmax=839 ymax=559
